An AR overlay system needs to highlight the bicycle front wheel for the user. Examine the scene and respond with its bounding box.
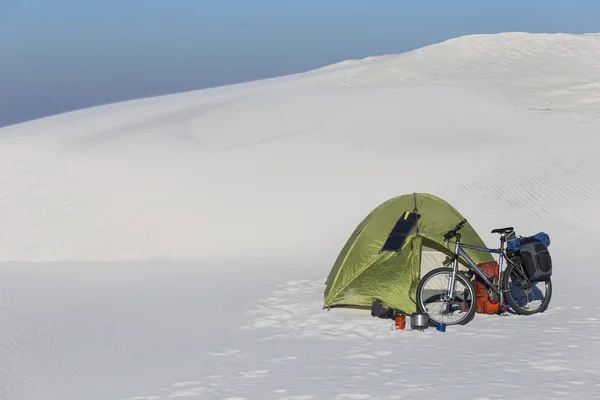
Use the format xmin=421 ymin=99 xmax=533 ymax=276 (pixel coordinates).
xmin=416 ymin=267 xmax=476 ymax=326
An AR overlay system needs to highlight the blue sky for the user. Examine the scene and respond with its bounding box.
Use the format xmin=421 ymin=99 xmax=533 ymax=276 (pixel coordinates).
xmin=1 ymin=0 xmax=599 ymax=127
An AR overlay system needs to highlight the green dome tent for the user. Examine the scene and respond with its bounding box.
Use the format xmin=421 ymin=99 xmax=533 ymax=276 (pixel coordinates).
xmin=324 ymin=193 xmax=494 ymax=314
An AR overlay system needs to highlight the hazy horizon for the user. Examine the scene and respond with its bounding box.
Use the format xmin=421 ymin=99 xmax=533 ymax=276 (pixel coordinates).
xmin=1 ymin=0 xmax=599 ymax=128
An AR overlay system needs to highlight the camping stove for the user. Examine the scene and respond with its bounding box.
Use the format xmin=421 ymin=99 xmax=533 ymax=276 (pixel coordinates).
xmin=410 ymin=312 xmax=429 ymax=331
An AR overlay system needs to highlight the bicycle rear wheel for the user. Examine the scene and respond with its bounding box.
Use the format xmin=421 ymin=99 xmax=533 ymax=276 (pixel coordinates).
xmin=502 ymin=261 xmax=552 ymax=315
xmin=416 ymin=267 xmax=476 ymax=326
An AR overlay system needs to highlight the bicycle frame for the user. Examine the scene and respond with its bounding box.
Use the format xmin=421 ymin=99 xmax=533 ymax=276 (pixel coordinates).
xmin=447 ymin=234 xmax=507 ymax=307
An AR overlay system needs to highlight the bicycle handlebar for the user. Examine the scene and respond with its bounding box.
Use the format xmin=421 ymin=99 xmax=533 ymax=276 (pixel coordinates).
xmin=444 ymin=219 xmax=467 ymax=241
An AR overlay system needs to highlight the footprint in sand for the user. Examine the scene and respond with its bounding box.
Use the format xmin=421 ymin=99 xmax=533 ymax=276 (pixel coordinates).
xmin=171 ymin=381 xmax=203 ymax=388
xmin=167 ymin=388 xmax=205 ymax=397
xmin=374 ymin=351 xmax=392 ymax=357
xmin=238 ymin=369 xmax=270 ymax=378
xmin=251 ymin=319 xmax=280 ymax=328
xmin=529 ymin=359 xmax=572 ymax=372
xmin=267 ymin=356 xmax=298 ymax=363
xmin=208 ymin=348 xmax=241 ymax=356
xmin=344 ymin=353 xmax=376 ymax=360
xmin=335 ymin=394 xmax=372 ymax=400
xmin=119 ymin=397 xmax=160 ymax=400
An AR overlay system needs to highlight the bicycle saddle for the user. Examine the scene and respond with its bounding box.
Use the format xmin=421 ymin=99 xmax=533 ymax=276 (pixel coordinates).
xmin=491 ymin=227 xmax=514 ymax=234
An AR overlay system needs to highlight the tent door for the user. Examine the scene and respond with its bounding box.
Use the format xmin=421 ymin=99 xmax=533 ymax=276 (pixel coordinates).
xmin=420 ymin=243 xmax=469 ymax=289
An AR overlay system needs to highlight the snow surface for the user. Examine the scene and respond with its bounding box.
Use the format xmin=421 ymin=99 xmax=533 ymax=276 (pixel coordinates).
xmin=1 ymin=32 xmax=600 ymax=399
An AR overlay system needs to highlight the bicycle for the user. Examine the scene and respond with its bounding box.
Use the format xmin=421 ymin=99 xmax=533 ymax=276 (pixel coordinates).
xmin=415 ymin=219 xmax=553 ymax=326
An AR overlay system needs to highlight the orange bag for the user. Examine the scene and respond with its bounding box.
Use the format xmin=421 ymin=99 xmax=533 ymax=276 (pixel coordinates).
xmin=475 ymin=261 xmax=502 ymax=314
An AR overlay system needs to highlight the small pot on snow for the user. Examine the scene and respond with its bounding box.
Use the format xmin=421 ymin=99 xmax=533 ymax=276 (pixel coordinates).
xmin=410 ymin=312 xmax=429 ymax=331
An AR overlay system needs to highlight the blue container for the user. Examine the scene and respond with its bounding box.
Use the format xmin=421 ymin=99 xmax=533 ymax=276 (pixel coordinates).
xmin=436 ymin=322 xmax=446 ymax=332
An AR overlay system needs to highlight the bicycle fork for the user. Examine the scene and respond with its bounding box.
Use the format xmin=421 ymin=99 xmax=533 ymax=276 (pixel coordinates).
xmin=444 ymin=236 xmax=461 ymax=313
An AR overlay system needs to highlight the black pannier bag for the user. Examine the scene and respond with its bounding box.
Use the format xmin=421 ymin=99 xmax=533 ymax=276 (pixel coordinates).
xmin=519 ymin=239 xmax=552 ymax=282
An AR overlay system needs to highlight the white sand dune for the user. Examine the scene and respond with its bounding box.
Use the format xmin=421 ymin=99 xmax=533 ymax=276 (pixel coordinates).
xmin=1 ymin=32 xmax=600 ymax=399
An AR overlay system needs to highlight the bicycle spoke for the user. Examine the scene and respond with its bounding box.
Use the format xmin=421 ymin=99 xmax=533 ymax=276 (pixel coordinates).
xmin=506 ymin=274 xmax=548 ymax=311
xmin=419 ymin=270 xmax=471 ymax=325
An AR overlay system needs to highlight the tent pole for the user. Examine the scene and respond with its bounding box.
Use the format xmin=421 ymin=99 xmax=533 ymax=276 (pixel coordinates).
xmin=413 ymin=192 xmax=419 ymax=234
